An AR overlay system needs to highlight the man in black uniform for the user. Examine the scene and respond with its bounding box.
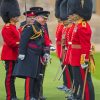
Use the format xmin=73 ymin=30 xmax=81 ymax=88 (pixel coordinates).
xmin=20 ymin=7 xmax=50 ymax=100
xmin=13 ymin=10 xmax=50 ymax=100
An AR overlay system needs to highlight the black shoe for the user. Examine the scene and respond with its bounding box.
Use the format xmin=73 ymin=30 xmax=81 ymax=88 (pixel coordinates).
xmin=66 ymin=94 xmax=73 ymax=100
xmin=66 ymin=94 xmax=79 ymax=100
xmin=11 ymin=98 xmax=19 ymax=100
xmin=40 ymin=96 xmax=47 ymax=100
xmin=57 ymin=85 xmax=70 ymax=92
xmin=30 ymin=97 xmax=37 ymax=100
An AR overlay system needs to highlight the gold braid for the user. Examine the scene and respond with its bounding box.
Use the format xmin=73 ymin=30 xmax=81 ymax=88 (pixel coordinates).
xmin=30 ymin=25 xmax=42 ymax=39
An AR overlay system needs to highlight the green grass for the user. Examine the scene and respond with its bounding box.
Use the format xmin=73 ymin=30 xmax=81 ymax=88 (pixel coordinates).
xmin=93 ymin=52 xmax=100 ymax=80
xmin=0 ymin=52 xmax=100 ymax=100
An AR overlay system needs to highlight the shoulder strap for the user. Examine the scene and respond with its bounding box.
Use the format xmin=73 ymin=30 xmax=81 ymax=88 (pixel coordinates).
xmin=30 ymin=25 xmax=42 ymax=39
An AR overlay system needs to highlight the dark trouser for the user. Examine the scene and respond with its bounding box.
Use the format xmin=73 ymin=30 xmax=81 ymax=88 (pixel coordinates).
xmin=72 ymin=67 xmax=82 ymax=97
xmin=5 ymin=60 xmax=17 ymax=100
xmin=80 ymin=68 xmax=95 ymax=100
xmin=61 ymin=64 xmax=72 ymax=89
xmin=25 ymin=65 xmax=46 ymax=100
xmin=25 ymin=61 xmax=46 ymax=100
xmin=60 ymin=59 xmax=67 ymax=87
xmin=62 ymin=64 xmax=67 ymax=86
xmin=25 ymin=77 xmax=41 ymax=100
xmin=72 ymin=67 xmax=95 ymax=100
xmin=68 ymin=64 xmax=73 ymax=83
xmin=39 ymin=64 xmax=46 ymax=98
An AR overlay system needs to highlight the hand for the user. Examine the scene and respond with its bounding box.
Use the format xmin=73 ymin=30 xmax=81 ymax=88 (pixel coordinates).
xmin=43 ymin=53 xmax=50 ymax=64
xmin=81 ymin=62 xmax=89 ymax=69
xmin=50 ymin=45 xmax=56 ymax=51
xmin=18 ymin=54 xmax=25 ymax=60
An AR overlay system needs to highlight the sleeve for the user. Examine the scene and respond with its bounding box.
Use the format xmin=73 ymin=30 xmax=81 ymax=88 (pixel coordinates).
xmin=56 ymin=24 xmax=63 ymax=42
xmin=78 ymin=23 xmax=92 ymax=60
xmin=44 ymin=32 xmax=52 ymax=46
xmin=44 ymin=24 xmax=49 ymax=34
xmin=43 ymin=31 xmax=50 ymax=54
xmin=2 ymin=28 xmax=19 ymax=48
xmin=43 ymin=24 xmax=52 ymax=45
xmin=19 ymin=25 xmax=33 ymax=55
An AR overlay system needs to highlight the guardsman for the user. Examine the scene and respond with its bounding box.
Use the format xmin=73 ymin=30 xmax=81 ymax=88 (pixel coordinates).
xmin=13 ymin=10 xmax=50 ymax=100
xmin=55 ymin=0 xmax=72 ymax=92
xmin=55 ymin=0 xmax=64 ymax=60
xmin=67 ymin=0 xmax=95 ymax=100
xmin=0 ymin=0 xmax=20 ymax=100
xmin=55 ymin=0 xmax=69 ymax=92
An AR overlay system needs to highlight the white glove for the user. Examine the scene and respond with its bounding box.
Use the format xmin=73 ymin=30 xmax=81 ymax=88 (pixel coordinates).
xmin=43 ymin=53 xmax=50 ymax=63
xmin=50 ymin=45 xmax=56 ymax=51
xmin=81 ymin=62 xmax=88 ymax=69
xmin=18 ymin=54 xmax=25 ymax=60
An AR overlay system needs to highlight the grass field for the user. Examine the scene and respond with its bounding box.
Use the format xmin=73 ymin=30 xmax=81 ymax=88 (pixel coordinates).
xmin=0 ymin=52 xmax=100 ymax=100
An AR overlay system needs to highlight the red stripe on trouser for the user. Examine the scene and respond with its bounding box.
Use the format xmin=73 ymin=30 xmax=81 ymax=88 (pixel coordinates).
xmin=25 ymin=77 xmax=30 ymax=100
xmin=65 ymin=67 xmax=71 ymax=89
xmin=80 ymin=68 xmax=90 ymax=100
xmin=5 ymin=61 xmax=13 ymax=100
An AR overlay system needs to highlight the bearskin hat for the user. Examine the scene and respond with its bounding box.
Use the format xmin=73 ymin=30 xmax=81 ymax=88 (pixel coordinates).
xmin=0 ymin=0 xmax=3 ymax=15
xmin=55 ymin=0 xmax=63 ymax=18
xmin=0 ymin=0 xmax=20 ymax=23
xmin=60 ymin=0 xmax=68 ymax=21
xmin=68 ymin=0 xmax=93 ymax=20
xmin=67 ymin=0 xmax=76 ymax=16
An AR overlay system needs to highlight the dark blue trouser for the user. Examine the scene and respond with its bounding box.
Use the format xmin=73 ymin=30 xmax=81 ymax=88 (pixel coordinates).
xmin=25 ymin=62 xmax=46 ymax=99
xmin=72 ymin=67 xmax=95 ymax=100
xmin=5 ymin=60 xmax=17 ymax=100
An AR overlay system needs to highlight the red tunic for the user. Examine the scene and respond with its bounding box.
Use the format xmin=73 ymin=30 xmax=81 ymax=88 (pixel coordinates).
xmin=43 ymin=28 xmax=52 ymax=46
xmin=55 ymin=23 xmax=64 ymax=58
xmin=1 ymin=24 xmax=20 ymax=60
xmin=69 ymin=21 xmax=92 ymax=66
xmin=63 ymin=23 xmax=75 ymax=65
xmin=61 ymin=25 xmax=72 ymax=89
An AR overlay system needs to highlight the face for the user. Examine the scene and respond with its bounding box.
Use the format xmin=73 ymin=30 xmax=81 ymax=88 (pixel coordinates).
xmin=27 ymin=16 xmax=35 ymax=24
xmin=36 ymin=16 xmax=47 ymax=25
xmin=68 ymin=14 xmax=80 ymax=22
xmin=10 ymin=17 xmax=19 ymax=23
xmin=63 ymin=20 xmax=67 ymax=26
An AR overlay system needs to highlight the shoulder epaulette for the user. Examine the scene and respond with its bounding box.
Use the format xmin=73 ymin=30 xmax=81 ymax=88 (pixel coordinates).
xmin=82 ymin=21 xmax=86 ymax=28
